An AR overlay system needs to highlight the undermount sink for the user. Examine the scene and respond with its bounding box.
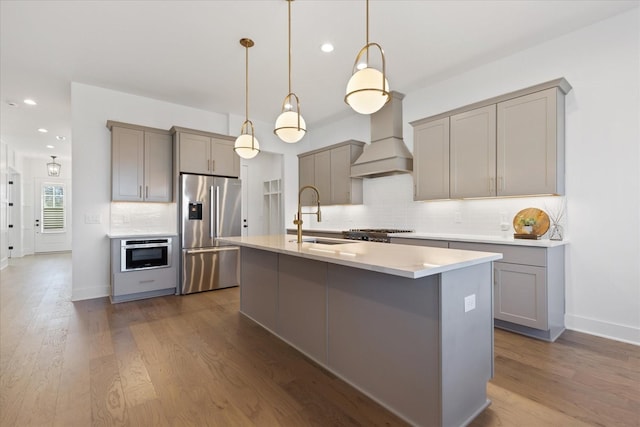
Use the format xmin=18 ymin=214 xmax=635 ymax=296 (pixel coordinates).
xmin=289 ymin=238 xmax=357 ymax=245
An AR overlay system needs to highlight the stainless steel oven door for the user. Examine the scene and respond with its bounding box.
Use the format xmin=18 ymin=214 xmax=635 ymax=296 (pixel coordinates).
xmin=121 ymin=238 xmax=172 ymax=272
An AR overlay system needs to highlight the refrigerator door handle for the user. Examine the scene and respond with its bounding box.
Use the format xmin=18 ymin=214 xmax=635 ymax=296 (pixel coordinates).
xmin=215 ymin=186 xmax=221 ymax=237
xmin=185 ymin=247 xmax=238 ymax=255
xmin=209 ymin=185 xmax=214 ymax=238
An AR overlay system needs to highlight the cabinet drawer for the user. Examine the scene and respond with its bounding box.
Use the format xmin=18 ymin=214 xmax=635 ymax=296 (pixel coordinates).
xmin=390 ymin=237 xmax=449 ymax=248
xmin=449 ymin=242 xmax=546 ymax=267
xmin=113 ymin=267 xmax=177 ymax=296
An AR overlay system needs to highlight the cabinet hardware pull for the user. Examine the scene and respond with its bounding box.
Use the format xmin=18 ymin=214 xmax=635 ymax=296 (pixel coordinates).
xmin=139 ymin=185 xmax=142 ymax=198
xmin=139 ymin=279 xmax=155 ymax=284
xmin=207 ymin=160 xmax=210 ymax=171
xmin=145 ymin=186 xmax=149 ymax=198
xmin=211 ymin=160 xmax=215 ymax=171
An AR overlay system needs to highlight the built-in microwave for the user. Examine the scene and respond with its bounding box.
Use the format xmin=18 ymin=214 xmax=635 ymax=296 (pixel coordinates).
xmin=121 ymin=238 xmax=172 ymax=272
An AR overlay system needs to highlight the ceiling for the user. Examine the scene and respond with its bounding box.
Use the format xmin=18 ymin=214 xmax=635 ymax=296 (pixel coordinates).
xmin=1 ymin=1 xmax=637 ymax=159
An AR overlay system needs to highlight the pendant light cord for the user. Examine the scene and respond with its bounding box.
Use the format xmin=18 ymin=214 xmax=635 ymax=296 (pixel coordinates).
xmin=245 ymin=43 xmax=249 ymax=122
xmin=365 ymin=0 xmax=369 ymax=64
xmin=288 ymin=0 xmax=292 ymax=95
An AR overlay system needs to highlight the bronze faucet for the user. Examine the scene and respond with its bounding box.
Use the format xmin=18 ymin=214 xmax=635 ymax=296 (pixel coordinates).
xmin=294 ymin=185 xmax=322 ymax=243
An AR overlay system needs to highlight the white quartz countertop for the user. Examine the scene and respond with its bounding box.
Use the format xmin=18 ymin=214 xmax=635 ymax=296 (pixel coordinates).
xmin=107 ymin=231 xmax=177 ymax=239
xmin=217 ymin=235 xmax=502 ymax=279
xmin=392 ymin=232 xmax=568 ymax=247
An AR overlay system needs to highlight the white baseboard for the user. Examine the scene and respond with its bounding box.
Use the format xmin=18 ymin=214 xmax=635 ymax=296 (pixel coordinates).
xmin=565 ymin=314 xmax=640 ymax=346
xmin=72 ymin=285 xmax=110 ymax=302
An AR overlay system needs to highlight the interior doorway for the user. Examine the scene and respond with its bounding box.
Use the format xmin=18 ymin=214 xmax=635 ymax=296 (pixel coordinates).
xmin=34 ymin=178 xmax=72 ymax=253
xmin=240 ymin=151 xmax=284 ymax=236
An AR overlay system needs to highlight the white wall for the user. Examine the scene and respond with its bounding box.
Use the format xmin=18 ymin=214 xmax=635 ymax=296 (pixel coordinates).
xmin=71 ymin=84 xmax=299 ymax=300
xmin=307 ymin=9 xmax=640 ymax=344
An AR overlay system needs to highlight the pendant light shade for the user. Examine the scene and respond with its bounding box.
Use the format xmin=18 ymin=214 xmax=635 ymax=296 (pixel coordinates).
xmin=235 ymin=38 xmax=260 ymax=159
xmin=345 ymin=0 xmax=390 ymax=115
xmin=47 ymin=155 xmax=61 ymax=176
xmin=274 ymin=0 xmax=306 ymax=143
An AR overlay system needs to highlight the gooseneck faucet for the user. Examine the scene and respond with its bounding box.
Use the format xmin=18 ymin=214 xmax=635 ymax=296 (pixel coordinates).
xmin=294 ymin=185 xmax=322 ymax=243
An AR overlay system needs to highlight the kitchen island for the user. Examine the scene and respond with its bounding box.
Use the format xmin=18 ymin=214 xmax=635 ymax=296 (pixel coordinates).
xmin=217 ymin=235 xmax=502 ymax=427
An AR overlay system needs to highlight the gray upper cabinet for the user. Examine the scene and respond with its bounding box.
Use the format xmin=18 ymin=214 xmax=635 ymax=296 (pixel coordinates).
xmin=413 ymin=117 xmax=450 ymax=200
xmin=144 ymin=132 xmax=173 ymax=202
xmin=173 ymin=126 xmax=240 ymax=178
xmin=314 ymin=150 xmax=331 ymax=205
xmin=299 ymin=154 xmax=316 ymax=205
xmin=298 ymin=140 xmax=365 ymax=206
xmin=411 ymin=78 xmax=570 ymax=200
xmin=109 ymin=121 xmax=172 ymax=202
xmin=450 ymin=105 xmax=497 ymax=198
xmin=497 ymin=87 xmax=564 ymax=196
xmin=330 ymin=144 xmax=364 ymax=205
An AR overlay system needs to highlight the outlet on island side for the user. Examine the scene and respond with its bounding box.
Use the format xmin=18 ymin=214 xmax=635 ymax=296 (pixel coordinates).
xmin=464 ymin=294 xmax=476 ymax=312
xmin=454 ymin=211 xmax=462 ymax=223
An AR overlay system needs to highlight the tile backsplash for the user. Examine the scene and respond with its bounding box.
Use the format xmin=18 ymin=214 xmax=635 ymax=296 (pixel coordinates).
xmin=303 ymin=174 xmax=567 ymax=238
xmin=110 ymin=202 xmax=177 ymax=234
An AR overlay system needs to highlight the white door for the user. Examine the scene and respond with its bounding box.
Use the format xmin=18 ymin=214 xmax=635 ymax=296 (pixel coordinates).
xmin=35 ymin=179 xmax=71 ymax=253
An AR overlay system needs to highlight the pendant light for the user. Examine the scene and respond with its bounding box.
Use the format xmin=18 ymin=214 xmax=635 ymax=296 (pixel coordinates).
xmin=47 ymin=155 xmax=61 ymax=176
xmin=234 ymin=38 xmax=260 ymax=159
xmin=274 ymin=0 xmax=306 ymax=143
xmin=345 ymin=0 xmax=390 ymax=115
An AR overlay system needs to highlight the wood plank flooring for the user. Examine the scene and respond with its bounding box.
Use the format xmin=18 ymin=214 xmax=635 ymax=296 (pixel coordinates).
xmin=1 ymin=253 xmax=638 ymax=426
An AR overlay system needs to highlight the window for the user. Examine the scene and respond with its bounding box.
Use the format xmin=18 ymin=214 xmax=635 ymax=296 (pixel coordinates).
xmin=42 ymin=183 xmax=65 ymax=232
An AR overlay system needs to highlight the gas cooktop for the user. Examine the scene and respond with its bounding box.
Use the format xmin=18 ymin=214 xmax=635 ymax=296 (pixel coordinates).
xmin=342 ymin=228 xmax=414 ymax=243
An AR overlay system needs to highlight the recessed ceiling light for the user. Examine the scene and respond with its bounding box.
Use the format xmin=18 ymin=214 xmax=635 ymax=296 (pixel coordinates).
xmin=46 ymin=145 xmax=55 ymax=149
xmin=56 ymin=135 xmax=66 ymax=141
xmin=38 ymin=128 xmax=48 ymax=133
xmin=321 ymin=43 xmax=334 ymax=53
xmin=7 ymin=101 xmax=18 ymax=107
xmin=24 ymin=99 xmax=37 ymax=106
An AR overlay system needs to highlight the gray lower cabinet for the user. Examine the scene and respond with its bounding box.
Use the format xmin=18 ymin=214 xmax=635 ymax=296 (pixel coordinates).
xmin=390 ymin=237 xmax=566 ymax=342
xmin=449 ymin=241 xmax=565 ymax=342
xmin=109 ymin=121 xmax=173 ymax=202
xmin=238 ymin=246 xmax=493 ymax=427
xmin=110 ymin=238 xmax=178 ymax=303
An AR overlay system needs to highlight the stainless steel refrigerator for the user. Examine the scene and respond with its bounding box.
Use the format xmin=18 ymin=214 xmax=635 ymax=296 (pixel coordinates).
xmin=180 ymin=174 xmax=241 ymax=294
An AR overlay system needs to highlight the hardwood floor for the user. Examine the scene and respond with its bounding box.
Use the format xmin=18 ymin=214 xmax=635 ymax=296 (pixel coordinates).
xmin=1 ymin=253 xmax=638 ymax=426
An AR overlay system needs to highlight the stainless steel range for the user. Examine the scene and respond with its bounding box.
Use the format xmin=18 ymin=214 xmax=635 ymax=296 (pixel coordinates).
xmin=342 ymin=228 xmax=414 ymax=243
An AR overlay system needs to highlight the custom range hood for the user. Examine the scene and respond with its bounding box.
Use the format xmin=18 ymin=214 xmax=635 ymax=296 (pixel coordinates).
xmin=351 ymin=91 xmax=413 ymax=178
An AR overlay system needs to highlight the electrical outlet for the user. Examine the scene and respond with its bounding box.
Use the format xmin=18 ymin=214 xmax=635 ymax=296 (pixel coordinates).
xmin=464 ymin=294 xmax=476 ymax=312
xmin=454 ymin=211 xmax=462 ymax=223
xmin=499 ymin=211 xmax=508 ymax=223
xmin=84 ymin=213 xmax=101 ymax=224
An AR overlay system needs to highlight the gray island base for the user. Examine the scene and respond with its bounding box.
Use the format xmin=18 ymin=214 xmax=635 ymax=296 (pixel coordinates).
xmin=219 ymin=236 xmax=502 ymax=427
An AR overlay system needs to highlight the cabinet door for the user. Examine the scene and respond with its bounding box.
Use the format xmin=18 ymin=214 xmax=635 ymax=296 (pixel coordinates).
xmin=497 ymin=88 xmax=559 ymax=196
xmin=413 ymin=117 xmax=450 ymax=200
xmin=314 ymin=150 xmax=331 ymax=206
xmin=211 ymin=137 xmax=240 ymax=178
xmin=112 ymin=126 xmax=144 ymax=201
xmin=179 ymin=132 xmax=211 ymax=174
xmin=330 ymin=145 xmax=354 ymax=204
xmin=144 ymin=132 xmax=173 ymax=202
xmin=299 ymin=154 xmax=315 ymax=206
xmin=494 ymin=262 xmax=547 ymax=330
xmin=450 ymin=105 xmax=496 ymax=198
